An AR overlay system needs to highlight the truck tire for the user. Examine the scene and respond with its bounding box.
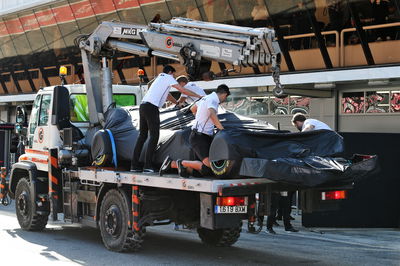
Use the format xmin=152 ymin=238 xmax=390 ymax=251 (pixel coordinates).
xmin=99 ymin=189 xmax=143 ymax=252
xmin=210 ymin=160 xmax=239 ymax=178
xmin=15 ymin=178 xmax=48 ymax=231
xmin=197 ymin=223 xmax=242 ymax=247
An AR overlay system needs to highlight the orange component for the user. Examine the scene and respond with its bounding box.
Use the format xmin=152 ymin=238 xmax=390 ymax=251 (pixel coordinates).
xmin=137 ymin=69 xmax=145 ymax=76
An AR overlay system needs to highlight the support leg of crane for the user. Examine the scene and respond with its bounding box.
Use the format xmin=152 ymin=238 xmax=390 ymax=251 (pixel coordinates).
xmin=48 ymin=149 xmax=60 ymax=221
xmin=131 ymin=185 xmax=140 ymax=233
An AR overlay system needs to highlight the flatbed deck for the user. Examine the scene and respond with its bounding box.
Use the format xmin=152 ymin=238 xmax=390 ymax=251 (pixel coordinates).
xmin=73 ymin=167 xmax=275 ymax=194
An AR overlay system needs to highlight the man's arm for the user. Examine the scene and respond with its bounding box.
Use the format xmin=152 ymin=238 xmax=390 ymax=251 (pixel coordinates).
xmin=190 ymin=104 xmax=198 ymax=115
xmin=167 ymin=93 xmax=178 ymax=105
xmin=172 ymin=84 xmax=201 ymax=98
xmin=177 ymin=95 xmax=187 ymax=104
xmin=302 ymin=124 xmax=315 ymax=132
xmin=209 ymin=108 xmax=224 ymax=130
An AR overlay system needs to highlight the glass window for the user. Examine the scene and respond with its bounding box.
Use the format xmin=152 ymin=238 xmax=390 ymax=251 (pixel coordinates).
xmin=69 ymin=0 xmax=99 ymax=34
xmin=29 ymin=95 xmax=41 ymax=134
xmin=166 ymin=0 xmax=202 ymax=20
xmin=50 ymin=1 xmax=81 ymax=48
xmin=33 ymin=7 xmax=67 ymax=55
xmin=39 ymin=94 xmax=52 ymax=126
xmin=138 ymin=0 xmax=172 ymax=23
xmin=114 ymin=0 xmax=146 ymax=24
xmin=269 ymin=96 xmax=290 ymax=115
xmin=391 ymin=91 xmax=400 ymax=112
xmin=290 ymin=95 xmax=310 ymax=114
xmin=196 ymin=0 xmax=234 ymax=23
xmin=19 ymin=11 xmax=48 ymax=54
xmin=70 ymin=94 xmax=136 ymax=122
xmin=342 ymin=92 xmax=365 ymax=113
xmin=89 ymin=0 xmax=120 ymax=24
xmin=366 ymin=91 xmax=389 ymax=113
xmin=229 ymin=0 xmax=269 ymax=27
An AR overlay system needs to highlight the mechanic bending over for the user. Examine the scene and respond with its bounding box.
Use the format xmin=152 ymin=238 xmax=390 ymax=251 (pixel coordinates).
xmin=291 ymin=113 xmax=332 ymax=132
xmin=159 ymin=84 xmax=231 ymax=177
xmin=131 ymin=65 xmax=202 ymax=173
xmin=176 ymin=72 xmax=214 ymax=107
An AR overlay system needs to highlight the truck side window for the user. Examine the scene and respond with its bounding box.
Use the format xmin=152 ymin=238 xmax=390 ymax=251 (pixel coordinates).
xmin=38 ymin=94 xmax=51 ymax=126
xmin=29 ymin=95 xmax=41 ymax=134
xmin=69 ymin=94 xmax=136 ymax=122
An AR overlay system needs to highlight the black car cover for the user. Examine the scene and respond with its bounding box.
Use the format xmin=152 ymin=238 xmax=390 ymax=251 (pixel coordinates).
xmin=90 ymin=106 xmax=378 ymax=187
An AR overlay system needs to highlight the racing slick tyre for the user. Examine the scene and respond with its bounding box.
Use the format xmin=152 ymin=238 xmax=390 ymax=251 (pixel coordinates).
xmin=100 ymin=189 xmax=143 ymax=252
xmin=210 ymin=160 xmax=240 ymax=178
xmin=15 ymin=178 xmax=48 ymax=231
xmin=197 ymin=223 xmax=242 ymax=247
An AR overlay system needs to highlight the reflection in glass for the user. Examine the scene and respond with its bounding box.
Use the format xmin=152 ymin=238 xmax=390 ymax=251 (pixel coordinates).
xmin=342 ymin=92 xmax=364 ymax=113
xmin=366 ymin=91 xmax=389 ymax=113
xmin=289 ymin=96 xmax=310 ymax=114
xmin=51 ymin=1 xmax=81 ymax=48
xmin=229 ymin=0 xmax=269 ymax=27
xmin=166 ymin=0 xmax=202 ymax=20
xmin=196 ymin=0 xmax=234 ymax=23
xmin=390 ymin=91 xmax=400 ymax=112
xmin=138 ymin=0 xmax=172 ymax=23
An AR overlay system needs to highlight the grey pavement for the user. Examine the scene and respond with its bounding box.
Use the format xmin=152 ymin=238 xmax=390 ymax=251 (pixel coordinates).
xmin=1 ymin=202 xmax=399 ymax=266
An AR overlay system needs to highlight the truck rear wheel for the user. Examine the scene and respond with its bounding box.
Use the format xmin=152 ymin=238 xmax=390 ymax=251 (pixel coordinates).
xmin=15 ymin=178 xmax=48 ymax=231
xmin=197 ymin=223 xmax=242 ymax=247
xmin=99 ymin=189 xmax=143 ymax=252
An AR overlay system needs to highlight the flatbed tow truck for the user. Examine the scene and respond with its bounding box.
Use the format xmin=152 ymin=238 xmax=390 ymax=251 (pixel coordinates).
xmin=0 ymin=18 xmax=330 ymax=252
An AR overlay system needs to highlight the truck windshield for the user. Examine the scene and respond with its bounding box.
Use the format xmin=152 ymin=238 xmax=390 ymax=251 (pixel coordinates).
xmin=70 ymin=94 xmax=136 ymax=122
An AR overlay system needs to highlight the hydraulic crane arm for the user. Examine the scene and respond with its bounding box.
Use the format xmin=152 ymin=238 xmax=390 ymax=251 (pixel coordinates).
xmin=78 ymin=18 xmax=282 ymax=126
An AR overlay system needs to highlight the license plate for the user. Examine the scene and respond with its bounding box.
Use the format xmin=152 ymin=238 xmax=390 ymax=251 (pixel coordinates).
xmin=214 ymin=206 xmax=247 ymax=214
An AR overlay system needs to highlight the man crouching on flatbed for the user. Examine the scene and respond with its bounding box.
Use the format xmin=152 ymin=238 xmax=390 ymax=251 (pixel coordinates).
xmin=159 ymin=84 xmax=230 ymax=177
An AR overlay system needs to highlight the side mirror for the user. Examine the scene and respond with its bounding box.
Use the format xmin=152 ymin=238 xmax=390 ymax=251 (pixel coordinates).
xmin=15 ymin=105 xmax=28 ymax=127
xmin=51 ymin=86 xmax=71 ymax=130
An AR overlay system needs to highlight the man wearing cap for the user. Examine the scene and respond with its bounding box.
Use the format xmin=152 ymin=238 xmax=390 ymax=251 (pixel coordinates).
xmin=160 ymin=84 xmax=231 ymax=177
xmin=131 ymin=65 xmax=202 ymax=173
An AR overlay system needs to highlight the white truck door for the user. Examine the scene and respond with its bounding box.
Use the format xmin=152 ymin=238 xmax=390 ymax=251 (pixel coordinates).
xmin=24 ymin=93 xmax=52 ymax=171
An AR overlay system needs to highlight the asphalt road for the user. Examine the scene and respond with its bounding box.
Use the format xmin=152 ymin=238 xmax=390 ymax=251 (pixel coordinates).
xmin=1 ymin=203 xmax=399 ymax=266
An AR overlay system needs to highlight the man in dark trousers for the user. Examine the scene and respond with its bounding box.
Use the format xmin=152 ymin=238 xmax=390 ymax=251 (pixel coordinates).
xmin=131 ymin=65 xmax=202 ymax=173
xmin=159 ymin=84 xmax=230 ymax=177
xmin=266 ymin=191 xmax=298 ymax=234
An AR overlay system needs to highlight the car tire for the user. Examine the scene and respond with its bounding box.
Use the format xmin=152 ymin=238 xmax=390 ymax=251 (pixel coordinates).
xmin=211 ymin=160 xmax=240 ymax=178
xmin=197 ymin=223 xmax=242 ymax=247
xmin=15 ymin=178 xmax=48 ymax=231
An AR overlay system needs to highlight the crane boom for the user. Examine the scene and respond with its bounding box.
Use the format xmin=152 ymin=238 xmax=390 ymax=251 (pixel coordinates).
xmin=78 ymin=18 xmax=282 ymax=126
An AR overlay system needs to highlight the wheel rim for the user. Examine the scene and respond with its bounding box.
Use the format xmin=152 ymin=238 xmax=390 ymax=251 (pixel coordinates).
xmin=212 ymin=160 xmax=227 ymax=170
xmin=105 ymin=205 xmax=122 ymax=237
xmin=17 ymin=191 xmax=29 ymax=218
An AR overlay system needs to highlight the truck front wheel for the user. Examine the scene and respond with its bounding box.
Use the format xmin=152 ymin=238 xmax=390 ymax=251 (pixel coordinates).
xmin=15 ymin=178 xmax=48 ymax=231
xmin=197 ymin=223 xmax=242 ymax=247
xmin=99 ymin=189 xmax=143 ymax=252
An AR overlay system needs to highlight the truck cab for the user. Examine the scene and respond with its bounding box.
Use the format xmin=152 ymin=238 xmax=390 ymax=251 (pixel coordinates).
xmin=14 ymin=84 xmax=144 ymax=181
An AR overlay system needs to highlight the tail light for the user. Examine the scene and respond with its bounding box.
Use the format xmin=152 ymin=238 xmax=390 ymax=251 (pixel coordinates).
xmin=321 ymin=190 xmax=347 ymax=201
xmin=216 ymin=196 xmax=247 ymax=206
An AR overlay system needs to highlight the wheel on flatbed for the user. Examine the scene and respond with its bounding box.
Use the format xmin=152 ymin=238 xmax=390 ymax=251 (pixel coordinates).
xmin=210 ymin=160 xmax=239 ymax=178
xmin=197 ymin=223 xmax=242 ymax=247
xmin=99 ymin=189 xmax=143 ymax=252
xmin=15 ymin=178 xmax=48 ymax=231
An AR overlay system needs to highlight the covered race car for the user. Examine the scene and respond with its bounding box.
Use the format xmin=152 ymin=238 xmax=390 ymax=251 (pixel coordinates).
xmin=90 ymin=105 xmax=377 ymax=188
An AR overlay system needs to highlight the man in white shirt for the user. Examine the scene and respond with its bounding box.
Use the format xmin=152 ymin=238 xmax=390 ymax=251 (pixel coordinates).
xmin=131 ymin=65 xmax=202 ymax=173
xmin=291 ymin=113 xmax=332 ymax=132
xmin=177 ymin=81 xmax=206 ymax=106
xmin=159 ymin=84 xmax=230 ymax=177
